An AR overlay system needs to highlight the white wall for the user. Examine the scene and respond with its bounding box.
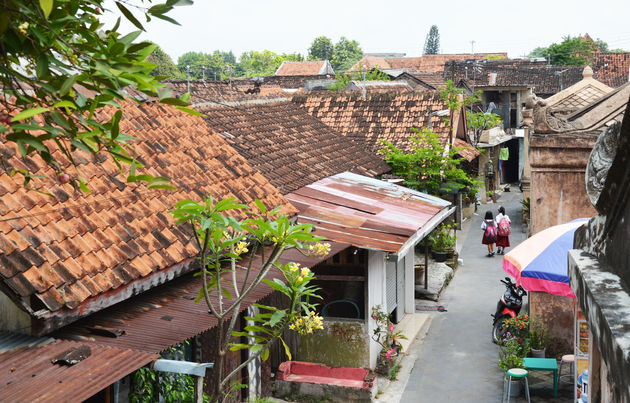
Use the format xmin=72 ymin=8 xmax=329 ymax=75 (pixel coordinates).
xmin=367 ymin=250 xmax=387 ymax=368
xmin=404 ymin=248 xmax=415 ymax=314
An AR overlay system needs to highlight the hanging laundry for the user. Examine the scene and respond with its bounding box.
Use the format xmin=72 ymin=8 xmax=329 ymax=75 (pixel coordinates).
xmin=499 ymin=147 xmax=509 ymax=161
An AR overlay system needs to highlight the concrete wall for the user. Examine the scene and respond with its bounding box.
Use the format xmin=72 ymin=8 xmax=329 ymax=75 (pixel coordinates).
xmin=529 ymin=132 xmax=598 ymax=235
xmin=404 ymin=248 xmax=414 ymax=315
xmin=0 ymin=291 xmax=31 ymax=334
xmin=297 ymin=319 xmax=370 ymax=368
xmin=528 ymin=292 xmax=574 ymax=353
xmin=529 ymin=132 xmax=598 ymax=351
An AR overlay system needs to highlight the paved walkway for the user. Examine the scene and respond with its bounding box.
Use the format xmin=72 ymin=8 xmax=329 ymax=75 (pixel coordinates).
xmin=401 ymin=190 xmax=530 ymax=402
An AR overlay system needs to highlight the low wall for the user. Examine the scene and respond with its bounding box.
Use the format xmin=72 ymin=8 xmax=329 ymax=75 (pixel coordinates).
xmin=296 ymin=319 xmax=369 ymax=368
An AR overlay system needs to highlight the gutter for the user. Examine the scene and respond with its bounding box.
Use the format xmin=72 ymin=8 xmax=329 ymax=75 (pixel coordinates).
xmin=390 ymin=206 xmax=456 ymax=262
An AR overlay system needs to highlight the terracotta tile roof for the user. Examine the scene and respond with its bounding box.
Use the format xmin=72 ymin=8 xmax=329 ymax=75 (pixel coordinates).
xmin=593 ymin=52 xmax=630 ymax=88
xmin=232 ymin=75 xmax=335 ymax=90
xmin=346 ymin=80 xmax=414 ymax=94
xmin=543 ymin=66 xmax=613 ymax=112
xmin=197 ymin=101 xmax=390 ymax=194
xmin=0 ymin=100 xmax=294 ymax=329
xmin=350 ymin=54 xmax=507 ymax=73
xmin=275 ymin=61 xmax=334 ymax=76
xmin=164 ymin=80 xmax=288 ymax=103
xmin=446 ymin=59 xmax=584 ymax=96
xmin=292 ymin=92 xmax=452 ymax=153
xmin=400 ymin=71 xmax=447 ymax=90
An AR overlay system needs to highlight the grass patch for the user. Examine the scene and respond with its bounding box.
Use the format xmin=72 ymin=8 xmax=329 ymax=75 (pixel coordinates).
xmin=388 ymin=363 xmax=402 ymax=380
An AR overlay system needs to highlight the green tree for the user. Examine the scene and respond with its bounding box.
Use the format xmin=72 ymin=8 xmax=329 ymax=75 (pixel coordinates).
xmin=528 ymin=35 xmax=601 ymax=65
xmin=331 ymin=37 xmax=363 ymax=72
xmin=170 ymin=197 xmax=329 ymax=402
xmin=147 ymin=45 xmax=182 ymax=79
xmin=466 ymin=110 xmax=502 ymax=146
xmin=379 ymin=127 xmax=478 ymax=196
xmin=328 ymin=69 xmax=390 ymax=92
xmin=234 ymin=50 xmax=303 ymax=77
xmin=439 ymin=80 xmax=480 ymax=146
xmin=423 ymin=25 xmax=440 ymax=55
xmin=0 ymin=0 xmax=193 ymax=191
xmin=308 ymin=36 xmax=334 ymax=60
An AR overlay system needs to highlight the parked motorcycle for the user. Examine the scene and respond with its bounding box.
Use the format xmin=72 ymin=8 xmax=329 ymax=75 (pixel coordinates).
xmin=492 ymin=277 xmax=527 ymax=344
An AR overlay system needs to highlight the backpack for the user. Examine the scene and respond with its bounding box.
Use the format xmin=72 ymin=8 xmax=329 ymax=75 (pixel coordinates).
xmin=498 ymin=218 xmax=511 ymax=236
xmin=484 ymin=221 xmax=497 ymax=242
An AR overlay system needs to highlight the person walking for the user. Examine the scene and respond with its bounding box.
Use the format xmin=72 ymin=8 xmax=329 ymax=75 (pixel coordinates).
xmin=495 ymin=205 xmax=511 ymax=255
xmin=481 ymin=211 xmax=497 ymax=257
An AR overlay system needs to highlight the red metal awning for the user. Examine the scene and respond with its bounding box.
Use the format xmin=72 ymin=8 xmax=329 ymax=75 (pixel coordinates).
xmin=286 ymin=172 xmax=454 ymax=257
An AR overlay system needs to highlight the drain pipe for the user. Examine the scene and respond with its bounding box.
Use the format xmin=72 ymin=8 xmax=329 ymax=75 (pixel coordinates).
xmin=151 ymin=359 xmax=214 ymax=403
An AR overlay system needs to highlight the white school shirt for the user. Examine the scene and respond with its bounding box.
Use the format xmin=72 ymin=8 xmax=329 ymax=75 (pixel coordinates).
xmin=481 ymin=219 xmax=496 ymax=230
xmin=496 ymin=213 xmax=511 ymax=224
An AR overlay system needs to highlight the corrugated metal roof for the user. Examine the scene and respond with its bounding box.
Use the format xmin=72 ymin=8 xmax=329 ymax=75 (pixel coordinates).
xmin=286 ymin=172 xmax=452 ymax=254
xmin=0 ymin=339 xmax=157 ymax=402
xmin=53 ymin=251 xmax=335 ymax=353
xmin=0 ymin=331 xmax=55 ymax=353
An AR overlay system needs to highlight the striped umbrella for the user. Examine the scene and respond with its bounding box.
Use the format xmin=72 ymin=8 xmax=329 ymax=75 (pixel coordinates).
xmin=502 ymin=218 xmax=589 ymax=298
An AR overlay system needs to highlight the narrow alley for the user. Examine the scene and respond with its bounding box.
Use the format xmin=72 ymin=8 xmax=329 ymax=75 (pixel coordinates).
xmin=400 ymin=191 xmax=572 ymax=402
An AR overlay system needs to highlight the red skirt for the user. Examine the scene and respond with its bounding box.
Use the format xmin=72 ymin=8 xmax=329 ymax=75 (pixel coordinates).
xmin=482 ymin=233 xmax=495 ymax=245
xmin=496 ymin=235 xmax=510 ymax=247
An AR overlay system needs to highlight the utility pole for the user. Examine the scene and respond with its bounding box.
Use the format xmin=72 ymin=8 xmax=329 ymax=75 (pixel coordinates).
xmin=471 ymin=40 xmax=476 ymax=54
xmin=202 ymin=67 xmax=205 ymax=82
xmin=186 ymin=65 xmax=190 ymax=93
xmin=362 ymin=65 xmax=367 ymax=100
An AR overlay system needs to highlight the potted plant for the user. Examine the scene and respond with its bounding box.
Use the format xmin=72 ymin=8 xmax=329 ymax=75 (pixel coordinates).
xmin=499 ymin=332 xmax=530 ymax=397
xmin=428 ymin=223 xmax=456 ymax=262
xmin=529 ymin=317 xmax=549 ymax=358
xmin=371 ymin=305 xmax=407 ymax=375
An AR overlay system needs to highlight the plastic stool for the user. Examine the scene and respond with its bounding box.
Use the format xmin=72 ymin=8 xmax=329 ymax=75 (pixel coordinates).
xmin=504 ymin=368 xmax=531 ymax=403
xmin=559 ymin=354 xmax=575 ymax=384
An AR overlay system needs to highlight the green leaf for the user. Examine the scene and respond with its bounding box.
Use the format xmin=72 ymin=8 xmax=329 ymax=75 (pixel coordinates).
xmin=59 ymin=75 xmax=76 ymax=97
xmin=175 ymin=106 xmax=204 ymax=117
xmin=39 ymin=0 xmax=53 ymax=18
xmin=159 ymin=97 xmax=188 ymax=106
xmin=53 ymin=100 xmax=76 ymax=109
xmin=111 ymin=110 xmax=122 ymax=140
xmin=115 ymin=1 xmax=145 ymax=31
xmin=260 ymin=348 xmax=269 ymax=361
xmin=147 ymin=177 xmax=176 ymax=190
xmin=78 ymin=177 xmax=91 ymax=194
xmin=280 ymin=337 xmax=292 ymax=361
xmin=36 ymin=54 xmax=49 ymax=79
xmin=11 ymin=107 xmax=50 ymax=122
xmin=254 ymin=199 xmax=267 ymax=215
xmin=269 ymin=309 xmax=285 ymax=327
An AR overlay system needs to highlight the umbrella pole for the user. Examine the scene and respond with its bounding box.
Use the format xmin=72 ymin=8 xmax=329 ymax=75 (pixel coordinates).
xmin=425 ymin=241 xmax=429 ymax=290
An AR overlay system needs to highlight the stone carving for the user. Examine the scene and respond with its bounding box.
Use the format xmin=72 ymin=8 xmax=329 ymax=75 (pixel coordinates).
xmin=585 ymin=121 xmax=621 ymax=208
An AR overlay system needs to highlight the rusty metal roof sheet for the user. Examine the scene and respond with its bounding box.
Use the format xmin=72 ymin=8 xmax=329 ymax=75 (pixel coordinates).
xmin=0 ymin=332 xmax=54 ymax=353
xmin=286 ymin=172 xmax=453 ymax=255
xmin=53 ymin=248 xmax=336 ymax=353
xmin=0 ymin=339 xmax=157 ymax=402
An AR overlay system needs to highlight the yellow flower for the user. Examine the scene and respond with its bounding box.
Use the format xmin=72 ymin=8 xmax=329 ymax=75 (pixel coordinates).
xmin=18 ymin=22 xmax=29 ymax=35
xmin=288 ymin=262 xmax=299 ymax=272
xmin=234 ymin=241 xmax=248 ymax=255
xmin=300 ymin=267 xmax=310 ymax=277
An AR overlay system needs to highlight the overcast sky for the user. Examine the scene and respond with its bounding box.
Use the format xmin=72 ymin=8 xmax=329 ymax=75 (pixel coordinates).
xmin=106 ymin=0 xmax=630 ymax=62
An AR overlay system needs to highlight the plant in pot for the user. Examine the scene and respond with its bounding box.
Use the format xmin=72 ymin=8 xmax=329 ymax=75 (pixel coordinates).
xmin=428 ymin=223 xmax=456 ymax=262
xmin=371 ymin=305 xmax=407 ymax=375
xmin=529 ymin=317 xmax=549 ymax=358
xmin=499 ymin=332 xmax=530 ymax=397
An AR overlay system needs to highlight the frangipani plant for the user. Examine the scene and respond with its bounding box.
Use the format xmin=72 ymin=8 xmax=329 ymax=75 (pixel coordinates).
xmin=171 ymin=196 xmax=330 ymax=402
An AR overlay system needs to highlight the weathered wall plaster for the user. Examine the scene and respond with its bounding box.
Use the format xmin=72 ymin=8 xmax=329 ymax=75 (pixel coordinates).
xmin=529 ymin=291 xmax=574 ymax=350
xmin=0 ymin=291 xmax=31 ymax=334
xmin=296 ymin=319 xmax=370 ymax=368
xmin=569 ymin=250 xmax=630 ymax=402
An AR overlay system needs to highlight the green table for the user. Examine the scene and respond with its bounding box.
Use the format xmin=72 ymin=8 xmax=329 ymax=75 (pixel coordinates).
xmin=523 ymin=357 xmax=558 ymax=397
